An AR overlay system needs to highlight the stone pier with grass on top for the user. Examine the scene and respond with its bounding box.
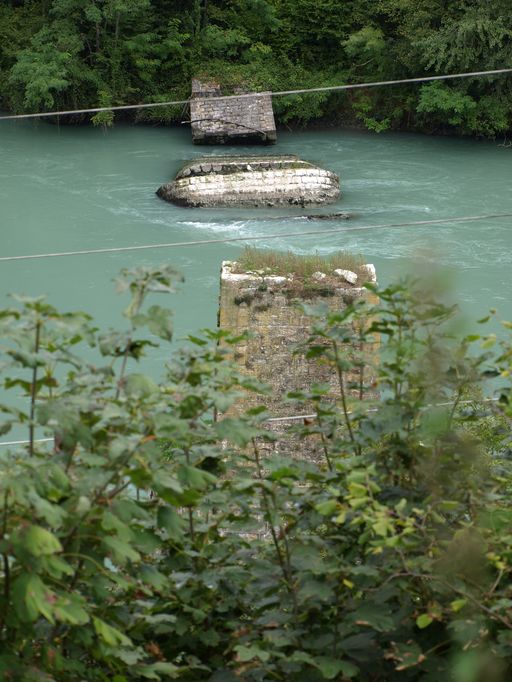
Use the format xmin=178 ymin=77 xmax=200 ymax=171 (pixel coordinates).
xmin=217 ymin=248 xmax=378 ymax=462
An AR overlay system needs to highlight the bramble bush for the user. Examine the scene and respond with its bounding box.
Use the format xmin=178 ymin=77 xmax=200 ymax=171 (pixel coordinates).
xmin=0 ymin=265 xmax=511 ymax=681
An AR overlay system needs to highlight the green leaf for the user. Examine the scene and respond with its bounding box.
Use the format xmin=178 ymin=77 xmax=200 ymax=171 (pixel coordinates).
xmin=157 ymin=507 xmax=185 ymax=541
xmin=209 ymin=672 xmax=239 ymax=682
xmin=139 ymin=565 xmax=169 ymax=591
xmin=289 ymin=651 xmax=315 ymax=665
xmin=26 ymin=491 xmax=67 ymax=527
xmin=450 ymin=599 xmax=467 ymax=613
xmin=116 ymin=649 xmax=143 ymax=665
xmin=12 ymin=574 xmax=56 ymax=624
xmin=102 ymin=511 xmax=134 ymax=541
xmin=144 ymin=613 xmax=177 ymax=628
xmin=93 ymin=617 xmax=132 ymax=647
xmin=54 ymin=594 xmax=90 ymax=625
xmin=350 ymin=605 xmax=395 ymax=632
xmin=132 ymin=529 xmax=162 ymax=553
xmin=102 ymin=536 xmax=141 ymax=565
xmin=298 ymin=579 xmax=334 ymax=602
xmin=112 ymin=498 xmax=152 ymax=523
xmin=146 ymin=305 xmax=174 ymax=341
xmin=315 ymin=499 xmax=338 ymax=516
xmin=214 ymin=418 xmax=263 ymax=447
xmin=478 ymin=509 xmax=512 ymax=532
xmin=40 ymin=555 xmax=74 ymax=578
xmin=348 ymin=482 xmax=368 ymax=498
xmin=387 ymin=641 xmax=425 ymax=671
xmin=451 ymin=650 xmax=488 ymax=682
xmin=7 ymin=349 xmax=46 ymax=368
xmin=135 ymin=662 xmax=180 ymax=679
xmin=188 ymin=335 xmax=208 ymax=346
xmin=480 ymin=334 xmax=496 ymax=349
xmin=416 ymin=614 xmax=433 ymax=629
xmin=234 ymin=644 xmax=270 ymax=662
xmin=438 ymin=500 xmax=460 ymax=512
xmin=178 ymin=465 xmax=217 ymax=491
xmin=199 ymin=629 xmax=221 ymax=647
xmin=151 ymin=472 xmax=183 ymax=495
xmin=124 ymin=373 xmax=159 ymax=398
xmin=0 ymin=421 xmax=12 ymax=436
xmin=315 ymin=657 xmax=359 ymax=679
xmin=20 ymin=525 xmax=63 ymax=557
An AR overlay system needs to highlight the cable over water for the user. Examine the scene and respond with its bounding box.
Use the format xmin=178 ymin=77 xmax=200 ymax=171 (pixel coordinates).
xmin=0 ymin=67 xmax=511 ymax=121
xmin=0 ymin=213 xmax=511 ymax=263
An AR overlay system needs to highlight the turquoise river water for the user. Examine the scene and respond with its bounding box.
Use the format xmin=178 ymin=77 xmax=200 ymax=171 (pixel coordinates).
xmin=1 ymin=120 xmax=512 ymax=379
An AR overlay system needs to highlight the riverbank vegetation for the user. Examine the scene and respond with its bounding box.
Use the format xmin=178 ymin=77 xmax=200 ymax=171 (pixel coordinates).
xmin=1 ymin=1 xmax=511 ymax=137
xmin=1 ymin=264 xmax=512 ymax=680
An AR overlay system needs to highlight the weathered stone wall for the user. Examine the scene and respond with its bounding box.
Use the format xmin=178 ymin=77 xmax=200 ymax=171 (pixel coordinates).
xmin=157 ymin=156 xmax=340 ymax=208
xmin=218 ymin=262 xmax=378 ymax=461
xmin=190 ymin=79 xmax=277 ymax=145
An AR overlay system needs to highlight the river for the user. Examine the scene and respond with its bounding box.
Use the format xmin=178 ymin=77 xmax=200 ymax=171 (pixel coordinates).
xmin=1 ymin=120 xmax=512 ymax=376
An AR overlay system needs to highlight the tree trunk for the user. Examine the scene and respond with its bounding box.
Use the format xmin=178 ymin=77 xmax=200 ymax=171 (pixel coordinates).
xmin=115 ymin=12 xmax=120 ymax=48
xmin=194 ymin=0 xmax=201 ymax=37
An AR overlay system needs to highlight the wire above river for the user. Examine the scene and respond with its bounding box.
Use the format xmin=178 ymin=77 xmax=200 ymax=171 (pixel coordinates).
xmin=0 ymin=213 xmax=510 ymax=263
xmin=0 ymin=67 xmax=511 ymax=121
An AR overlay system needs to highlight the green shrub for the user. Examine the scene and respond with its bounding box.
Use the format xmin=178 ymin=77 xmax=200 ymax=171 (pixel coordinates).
xmin=0 ymin=267 xmax=511 ymax=681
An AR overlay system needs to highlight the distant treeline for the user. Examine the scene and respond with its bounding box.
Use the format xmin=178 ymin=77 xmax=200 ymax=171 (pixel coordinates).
xmin=1 ymin=0 xmax=511 ymax=137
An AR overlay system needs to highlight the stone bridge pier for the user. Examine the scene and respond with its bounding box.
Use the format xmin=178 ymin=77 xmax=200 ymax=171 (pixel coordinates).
xmin=217 ymin=260 xmax=378 ymax=462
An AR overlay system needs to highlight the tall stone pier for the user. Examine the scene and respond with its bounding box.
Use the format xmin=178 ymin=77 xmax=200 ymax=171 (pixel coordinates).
xmin=190 ymin=79 xmax=277 ymax=145
xmin=218 ymin=260 xmax=378 ymax=461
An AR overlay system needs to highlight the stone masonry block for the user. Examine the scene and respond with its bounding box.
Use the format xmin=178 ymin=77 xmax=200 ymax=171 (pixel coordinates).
xmin=217 ymin=261 xmax=379 ymax=462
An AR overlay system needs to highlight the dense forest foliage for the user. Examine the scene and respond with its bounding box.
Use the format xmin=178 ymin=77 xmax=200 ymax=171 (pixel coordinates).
xmin=1 ymin=0 xmax=512 ymax=136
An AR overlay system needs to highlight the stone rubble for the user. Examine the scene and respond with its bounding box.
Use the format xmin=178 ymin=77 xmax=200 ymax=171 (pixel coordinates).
xmin=362 ymin=264 xmax=377 ymax=283
xmin=334 ymin=268 xmax=358 ymax=284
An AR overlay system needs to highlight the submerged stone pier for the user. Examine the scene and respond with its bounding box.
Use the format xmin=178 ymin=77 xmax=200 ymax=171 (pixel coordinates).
xmin=156 ymin=155 xmax=340 ymax=208
xmin=218 ymin=259 xmax=378 ymax=461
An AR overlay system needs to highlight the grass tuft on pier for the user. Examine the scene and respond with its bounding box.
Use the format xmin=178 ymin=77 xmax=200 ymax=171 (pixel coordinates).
xmin=233 ymin=247 xmax=366 ymax=280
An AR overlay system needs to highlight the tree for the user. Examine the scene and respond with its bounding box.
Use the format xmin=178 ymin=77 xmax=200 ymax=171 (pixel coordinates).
xmin=1 ymin=2 xmax=512 ymax=144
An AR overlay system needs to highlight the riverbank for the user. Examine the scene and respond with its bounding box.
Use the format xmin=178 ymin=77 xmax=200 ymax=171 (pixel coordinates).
xmin=3 ymin=0 xmax=512 ymax=141
xmin=4 ymin=105 xmax=510 ymax=146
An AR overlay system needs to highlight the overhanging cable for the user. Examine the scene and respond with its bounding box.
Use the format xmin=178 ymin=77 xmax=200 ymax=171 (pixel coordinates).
xmin=265 ymin=398 xmax=501 ymax=422
xmin=0 ymin=212 xmax=510 ymax=263
xmin=0 ymin=68 xmax=511 ymax=121
xmin=0 ymin=437 xmax=53 ymax=447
